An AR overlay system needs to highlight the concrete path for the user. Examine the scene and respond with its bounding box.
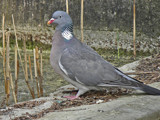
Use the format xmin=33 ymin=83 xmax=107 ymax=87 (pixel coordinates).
xmin=39 ymin=82 xmax=160 ymax=120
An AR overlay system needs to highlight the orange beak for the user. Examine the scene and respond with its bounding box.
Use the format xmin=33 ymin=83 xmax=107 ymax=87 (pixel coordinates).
xmin=47 ymin=18 xmax=55 ymax=25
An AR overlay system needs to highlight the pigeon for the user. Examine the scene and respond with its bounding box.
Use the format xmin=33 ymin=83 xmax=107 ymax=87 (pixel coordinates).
xmin=48 ymin=11 xmax=160 ymax=100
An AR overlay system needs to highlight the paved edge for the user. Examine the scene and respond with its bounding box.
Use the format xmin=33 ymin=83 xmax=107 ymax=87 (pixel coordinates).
xmin=39 ymin=82 xmax=160 ymax=120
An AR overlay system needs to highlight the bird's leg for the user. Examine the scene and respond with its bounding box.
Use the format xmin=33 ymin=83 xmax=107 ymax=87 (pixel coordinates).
xmin=64 ymin=89 xmax=88 ymax=100
xmin=64 ymin=96 xmax=79 ymax=100
xmin=63 ymin=91 xmax=78 ymax=100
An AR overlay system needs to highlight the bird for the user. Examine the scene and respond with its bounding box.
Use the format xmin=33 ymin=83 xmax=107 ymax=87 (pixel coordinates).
xmin=47 ymin=11 xmax=160 ymax=100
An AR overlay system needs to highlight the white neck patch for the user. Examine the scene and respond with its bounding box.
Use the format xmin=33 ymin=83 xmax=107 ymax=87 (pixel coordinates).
xmin=62 ymin=30 xmax=73 ymax=40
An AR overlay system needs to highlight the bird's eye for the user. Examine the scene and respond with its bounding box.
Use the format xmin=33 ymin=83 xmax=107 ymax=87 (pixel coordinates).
xmin=59 ymin=16 xmax=62 ymax=18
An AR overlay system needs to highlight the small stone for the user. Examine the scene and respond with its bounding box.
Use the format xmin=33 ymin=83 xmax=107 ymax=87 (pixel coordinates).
xmin=97 ymin=109 xmax=104 ymax=112
xmin=56 ymin=100 xmax=62 ymax=104
xmin=96 ymin=100 xmax=104 ymax=104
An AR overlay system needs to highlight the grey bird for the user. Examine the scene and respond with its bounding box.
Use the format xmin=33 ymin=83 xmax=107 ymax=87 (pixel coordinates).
xmin=48 ymin=11 xmax=160 ymax=100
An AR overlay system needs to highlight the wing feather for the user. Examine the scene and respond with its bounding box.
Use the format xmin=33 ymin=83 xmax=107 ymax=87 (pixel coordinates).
xmin=59 ymin=47 xmax=141 ymax=88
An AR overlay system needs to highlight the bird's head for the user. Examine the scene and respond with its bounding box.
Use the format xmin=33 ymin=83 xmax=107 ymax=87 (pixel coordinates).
xmin=47 ymin=11 xmax=73 ymax=30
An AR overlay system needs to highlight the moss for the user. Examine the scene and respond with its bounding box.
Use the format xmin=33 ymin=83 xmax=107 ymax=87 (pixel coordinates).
xmin=0 ymin=35 xmax=152 ymax=67
xmin=0 ymin=37 xmax=51 ymax=51
xmin=93 ymin=47 xmax=151 ymax=57
xmin=92 ymin=47 xmax=152 ymax=67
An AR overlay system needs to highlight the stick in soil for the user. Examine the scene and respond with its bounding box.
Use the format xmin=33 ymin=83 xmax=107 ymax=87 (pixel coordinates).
xmin=12 ymin=14 xmax=25 ymax=75
xmin=24 ymin=36 xmax=28 ymax=81
xmin=66 ymin=0 xmax=69 ymax=14
xmin=40 ymin=48 xmax=43 ymax=76
xmin=133 ymin=0 xmax=136 ymax=58
xmin=34 ymin=48 xmax=40 ymax=98
xmin=116 ymin=31 xmax=120 ymax=59
xmin=12 ymin=14 xmax=33 ymax=97
xmin=36 ymin=47 xmax=43 ymax=97
xmin=9 ymin=67 xmax=17 ymax=104
xmin=23 ymin=36 xmax=35 ymax=99
xmin=6 ymin=32 xmax=17 ymax=104
xmin=81 ymin=0 xmax=84 ymax=42
xmin=40 ymin=48 xmax=43 ymax=96
xmin=5 ymin=32 xmax=10 ymax=105
xmin=2 ymin=14 xmax=7 ymax=93
xmin=28 ymin=55 xmax=35 ymax=97
xmin=15 ymin=45 xmax=18 ymax=101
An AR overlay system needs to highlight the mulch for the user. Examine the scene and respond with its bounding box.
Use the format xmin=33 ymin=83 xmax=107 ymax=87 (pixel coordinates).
xmin=135 ymin=54 xmax=160 ymax=84
xmin=1 ymin=89 xmax=131 ymax=120
xmin=1 ymin=54 xmax=160 ymax=120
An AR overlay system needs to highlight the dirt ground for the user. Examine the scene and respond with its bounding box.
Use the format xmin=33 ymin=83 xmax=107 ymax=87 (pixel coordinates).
xmin=135 ymin=54 xmax=160 ymax=84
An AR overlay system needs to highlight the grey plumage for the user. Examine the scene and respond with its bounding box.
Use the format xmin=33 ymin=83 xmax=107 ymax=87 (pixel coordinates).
xmin=48 ymin=11 xmax=160 ymax=99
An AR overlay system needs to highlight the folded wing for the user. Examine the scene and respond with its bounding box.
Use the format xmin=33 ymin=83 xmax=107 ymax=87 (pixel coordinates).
xmin=59 ymin=47 xmax=141 ymax=88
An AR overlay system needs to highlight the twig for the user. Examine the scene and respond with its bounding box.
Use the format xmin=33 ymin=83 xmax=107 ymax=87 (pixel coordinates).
xmin=5 ymin=32 xmax=10 ymax=105
xmin=2 ymin=14 xmax=6 ymax=92
xmin=12 ymin=14 xmax=25 ymax=73
xmin=23 ymin=36 xmax=35 ymax=99
xmin=116 ymin=31 xmax=120 ymax=59
xmin=15 ymin=45 xmax=18 ymax=100
xmin=36 ymin=47 xmax=43 ymax=96
xmin=133 ymin=0 xmax=136 ymax=57
xmin=40 ymin=48 xmax=43 ymax=96
xmin=148 ymin=75 xmax=160 ymax=84
xmin=125 ymin=71 xmax=159 ymax=75
xmin=40 ymin=48 xmax=43 ymax=76
xmin=28 ymin=55 xmax=35 ymax=98
xmin=24 ymin=36 xmax=28 ymax=81
xmin=12 ymin=14 xmax=26 ymax=80
xmin=34 ymin=48 xmax=40 ymax=98
xmin=66 ymin=0 xmax=69 ymax=14
xmin=9 ymin=67 xmax=17 ymax=104
xmin=12 ymin=14 xmax=35 ymax=99
xmin=81 ymin=0 xmax=84 ymax=42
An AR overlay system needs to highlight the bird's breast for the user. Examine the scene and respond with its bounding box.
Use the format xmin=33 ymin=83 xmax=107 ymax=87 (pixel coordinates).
xmin=50 ymin=42 xmax=66 ymax=74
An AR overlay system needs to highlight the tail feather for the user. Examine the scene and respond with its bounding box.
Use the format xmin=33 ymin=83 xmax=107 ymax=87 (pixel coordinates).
xmin=115 ymin=68 xmax=160 ymax=95
xmin=140 ymin=84 xmax=160 ymax=95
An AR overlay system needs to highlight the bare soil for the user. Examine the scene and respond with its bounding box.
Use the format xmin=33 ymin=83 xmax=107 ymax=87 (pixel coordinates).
xmin=135 ymin=54 xmax=160 ymax=84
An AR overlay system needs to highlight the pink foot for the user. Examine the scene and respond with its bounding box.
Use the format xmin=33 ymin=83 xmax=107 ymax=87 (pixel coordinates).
xmin=63 ymin=96 xmax=80 ymax=100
